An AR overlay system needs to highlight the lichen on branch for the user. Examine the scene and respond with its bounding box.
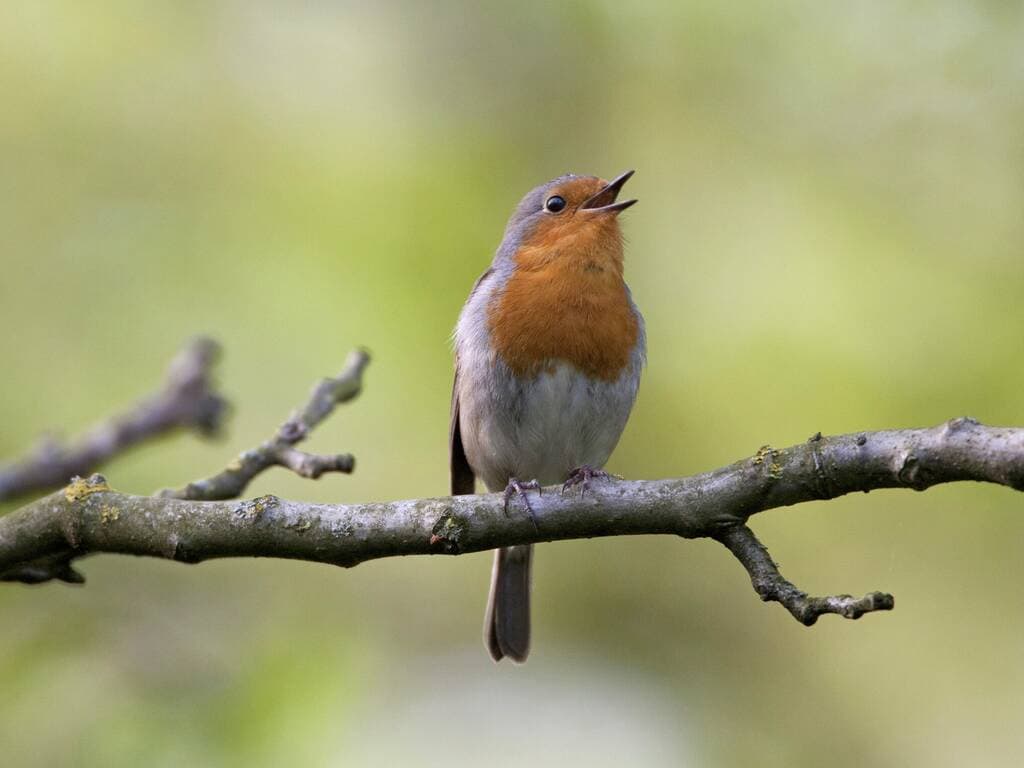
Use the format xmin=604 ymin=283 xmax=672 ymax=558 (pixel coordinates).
xmin=2 ymin=416 xmax=1022 ymax=628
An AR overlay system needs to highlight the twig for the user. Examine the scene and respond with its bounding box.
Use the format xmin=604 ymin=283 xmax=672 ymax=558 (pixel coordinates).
xmin=714 ymin=524 xmax=894 ymax=625
xmin=0 ymin=338 xmax=227 ymax=502
xmin=1 ymin=417 xmax=1021 ymax=627
xmin=158 ymin=349 xmax=370 ymax=501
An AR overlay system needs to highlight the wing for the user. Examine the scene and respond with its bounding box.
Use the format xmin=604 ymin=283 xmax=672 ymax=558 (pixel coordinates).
xmin=450 ymin=365 xmax=476 ymax=495
xmin=449 ymin=267 xmax=495 ymax=496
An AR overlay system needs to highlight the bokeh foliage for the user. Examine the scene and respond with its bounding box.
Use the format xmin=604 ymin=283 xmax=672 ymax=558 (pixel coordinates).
xmin=2 ymin=2 xmax=1023 ymax=765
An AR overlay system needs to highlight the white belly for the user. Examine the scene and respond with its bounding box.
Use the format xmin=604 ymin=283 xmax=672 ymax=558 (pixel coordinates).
xmin=460 ymin=360 xmax=639 ymax=491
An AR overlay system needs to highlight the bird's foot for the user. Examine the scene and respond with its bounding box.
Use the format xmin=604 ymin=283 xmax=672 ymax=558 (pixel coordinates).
xmin=562 ymin=465 xmax=617 ymax=497
xmin=503 ymin=477 xmax=542 ymax=531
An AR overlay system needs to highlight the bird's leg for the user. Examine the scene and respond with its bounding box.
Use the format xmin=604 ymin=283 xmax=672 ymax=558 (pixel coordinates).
xmin=562 ymin=465 xmax=616 ymax=497
xmin=503 ymin=477 xmax=542 ymax=531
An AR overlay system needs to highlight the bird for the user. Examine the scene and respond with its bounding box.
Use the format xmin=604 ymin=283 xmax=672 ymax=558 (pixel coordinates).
xmin=450 ymin=169 xmax=645 ymax=663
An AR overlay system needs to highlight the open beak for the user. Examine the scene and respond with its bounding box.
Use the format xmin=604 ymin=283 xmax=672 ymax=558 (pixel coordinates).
xmin=580 ymin=169 xmax=637 ymax=214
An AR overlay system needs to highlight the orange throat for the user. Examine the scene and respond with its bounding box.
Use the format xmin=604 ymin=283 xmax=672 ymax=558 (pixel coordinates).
xmin=488 ymin=221 xmax=639 ymax=381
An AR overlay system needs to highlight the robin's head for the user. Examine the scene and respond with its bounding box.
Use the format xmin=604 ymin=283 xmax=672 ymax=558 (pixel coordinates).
xmin=499 ymin=171 xmax=637 ymax=268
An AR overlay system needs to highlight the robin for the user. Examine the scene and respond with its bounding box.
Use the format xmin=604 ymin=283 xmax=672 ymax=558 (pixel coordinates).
xmin=450 ymin=170 xmax=645 ymax=663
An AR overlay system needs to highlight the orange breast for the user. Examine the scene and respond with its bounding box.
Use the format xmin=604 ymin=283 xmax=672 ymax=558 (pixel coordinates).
xmin=488 ymin=222 xmax=639 ymax=381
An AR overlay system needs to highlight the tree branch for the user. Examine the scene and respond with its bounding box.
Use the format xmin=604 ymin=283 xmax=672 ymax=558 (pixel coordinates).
xmin=714 ymin=523 xmax=894 ymax=625
xmin=2 ymin=417 xmax=1021 ymax=626
xmin=158 ymin=349 xmax=370 ymax=501
xmin=0 ymin=338 xmax=228 ymax=502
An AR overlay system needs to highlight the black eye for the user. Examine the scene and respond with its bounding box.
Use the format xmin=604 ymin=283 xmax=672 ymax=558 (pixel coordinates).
xmin=544 ymin=195 xmax=566 ymax=213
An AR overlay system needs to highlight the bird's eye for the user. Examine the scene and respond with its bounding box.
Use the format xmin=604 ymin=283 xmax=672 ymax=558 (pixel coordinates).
xmin=544 ymin=195 xmax=566 ymax=213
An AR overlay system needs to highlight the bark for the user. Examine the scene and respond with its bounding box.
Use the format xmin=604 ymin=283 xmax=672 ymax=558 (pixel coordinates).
xmin=3 ymin=417 xmax=1020 ymax=626
xmin=0 ymin=338 xmax=227 ymax=501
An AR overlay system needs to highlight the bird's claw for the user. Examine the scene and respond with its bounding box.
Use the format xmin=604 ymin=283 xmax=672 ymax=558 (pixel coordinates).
xmin=561 ymin=465 xmax=616 ymax=497
xmin=503 ymin=477 xmax=542 ymax=532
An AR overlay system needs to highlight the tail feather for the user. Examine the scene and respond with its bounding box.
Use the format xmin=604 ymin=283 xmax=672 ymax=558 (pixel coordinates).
xmin=484 ymin=544 xmax=533 ymax=663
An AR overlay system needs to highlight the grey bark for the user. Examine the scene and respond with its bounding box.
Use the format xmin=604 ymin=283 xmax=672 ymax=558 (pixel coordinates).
xmin=158 ymin=349 xmax=369 ymax=501
xmin=2 ymin=417 xmax=1020 ymax=626
xmin=0 ymin=338 xmax=227 ymax=502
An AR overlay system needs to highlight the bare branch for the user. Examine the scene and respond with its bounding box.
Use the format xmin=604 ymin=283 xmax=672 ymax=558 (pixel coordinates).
xmin=158 ymin=349 xmax=369 ymax=501
xmin=0 ymin=338 xmax=227 ymax=502
xmin=714 ymin=523 xmax=894 ymax=625
xmin=1 ymin=417 xmax=1021 ymax=627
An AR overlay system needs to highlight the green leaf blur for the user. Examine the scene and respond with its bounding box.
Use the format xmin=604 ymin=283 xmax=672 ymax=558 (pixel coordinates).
xmin=1 ymin=2 xmax=1023 ymax=766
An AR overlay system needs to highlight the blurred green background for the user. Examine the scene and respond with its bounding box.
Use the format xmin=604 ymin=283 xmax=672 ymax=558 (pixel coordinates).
xmin=2 ymin=2 xmax=1023 ymax=766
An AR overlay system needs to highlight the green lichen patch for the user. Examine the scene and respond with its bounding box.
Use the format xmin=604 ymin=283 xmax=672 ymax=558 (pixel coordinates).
xmin=752 ymin=445 xmax=779 ymax=466
xmin=64 ymin=474 xmax=111 ymax=502
xmin=752 ymin=446 xmax=783 ymax=479
xmin=430 ymin=508 xmax=466 ymax=553
xmin=233 ymin=494 xmax=280 ymax=520
xmin=99 ymin=505 xmax=120 ymax=524
xmin=286 ymin=517 xmax=313 ymax=532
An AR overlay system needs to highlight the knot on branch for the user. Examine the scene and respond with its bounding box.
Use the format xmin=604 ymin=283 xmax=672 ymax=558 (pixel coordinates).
xmin=277 ymin=420 xmax=308 ymax=442
xmin=897 ymin=453 xmax=931 ymax=490
xmin=430 ymin=508 xmax=465 ymax=554
xmin=807 ymin=430 xmax=842 ymax=499
xmin=943 ymin=415 xmax=981 ymax=434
